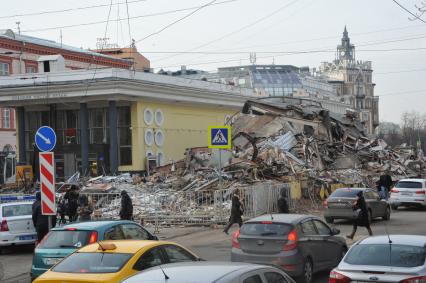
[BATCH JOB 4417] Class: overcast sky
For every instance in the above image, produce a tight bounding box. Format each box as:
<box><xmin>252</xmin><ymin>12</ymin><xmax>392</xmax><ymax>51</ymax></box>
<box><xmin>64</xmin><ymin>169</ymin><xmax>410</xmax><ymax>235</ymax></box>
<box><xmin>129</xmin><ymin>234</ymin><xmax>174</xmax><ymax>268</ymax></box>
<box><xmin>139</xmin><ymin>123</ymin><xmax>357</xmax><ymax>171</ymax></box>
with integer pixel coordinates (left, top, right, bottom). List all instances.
<box><xmin>1</xmin><ymin>0</ymin><xmax>425</xmax><ymax>124</ymax></box>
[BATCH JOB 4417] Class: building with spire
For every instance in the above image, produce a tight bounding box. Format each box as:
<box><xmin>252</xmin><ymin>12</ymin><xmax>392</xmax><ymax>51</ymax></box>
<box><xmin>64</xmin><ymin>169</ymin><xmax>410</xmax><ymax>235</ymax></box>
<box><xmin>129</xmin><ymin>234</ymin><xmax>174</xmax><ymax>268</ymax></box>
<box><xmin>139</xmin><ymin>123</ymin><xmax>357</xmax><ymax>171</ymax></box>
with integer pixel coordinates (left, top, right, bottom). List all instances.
<box><xmin>318</xmin><ymin>26</ymin><xmax>379</xmax><ymax>134</ymax></box>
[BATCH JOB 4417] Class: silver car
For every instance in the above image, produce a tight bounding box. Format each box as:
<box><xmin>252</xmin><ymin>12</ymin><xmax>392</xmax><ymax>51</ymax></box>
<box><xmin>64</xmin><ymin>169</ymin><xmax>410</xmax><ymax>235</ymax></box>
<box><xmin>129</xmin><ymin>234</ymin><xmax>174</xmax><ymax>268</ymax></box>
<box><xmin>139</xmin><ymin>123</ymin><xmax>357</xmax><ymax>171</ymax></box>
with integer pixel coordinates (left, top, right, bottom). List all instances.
<box><xmin>122</xmin><ymin>261</ymin><xmax>296</xmax><ymax>283</ymax></box>
<box><xmin>324</xmin><ymin>187</ymin><xmax>391</xmax><ymax>224</ymax></box>
<box><xmin>330</xmin><ymin>235</ymin><xmax>426</xmax><ymax>283</ymax></box>
<box><xmin>0</xmin><ymin>201</ymin><xmax>37</xmax><ymax>247</ymax></box>
<box><xmin>231</xmin><ymin>214</ymin><xmax>347</xmax><ymax>283</ymax></box>
<box><xmin>390</xmin><ymin>179</ymin><xmax>426</xmax><ymax>210</ymax></box>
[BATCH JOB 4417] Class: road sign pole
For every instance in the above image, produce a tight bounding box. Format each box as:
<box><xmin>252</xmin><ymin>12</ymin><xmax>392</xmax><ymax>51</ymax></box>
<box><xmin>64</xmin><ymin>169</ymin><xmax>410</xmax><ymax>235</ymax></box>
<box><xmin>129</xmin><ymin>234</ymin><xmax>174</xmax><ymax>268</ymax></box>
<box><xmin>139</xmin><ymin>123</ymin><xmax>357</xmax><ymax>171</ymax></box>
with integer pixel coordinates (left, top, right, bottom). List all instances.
<box><xmin>48</xmin><ymin>216</ymin><xmax>52</xmax><ymax>231</ymax></box>
<box><xmin>218</xmin><ymin>149</ymin><xmax>222</xmax><ymax>189</ymax></box>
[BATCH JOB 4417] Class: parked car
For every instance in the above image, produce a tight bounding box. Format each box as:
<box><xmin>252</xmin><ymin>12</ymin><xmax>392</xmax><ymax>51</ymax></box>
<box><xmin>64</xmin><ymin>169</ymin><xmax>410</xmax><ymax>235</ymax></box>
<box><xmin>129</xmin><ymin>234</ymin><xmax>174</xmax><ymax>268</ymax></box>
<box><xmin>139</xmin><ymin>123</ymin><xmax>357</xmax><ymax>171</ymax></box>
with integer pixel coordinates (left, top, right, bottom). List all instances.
<box><xmin>390</xmin><ymin>179</ymin><xmax>426</xmax><ymax>210</ymax></box>
<box><xmin>323</xmin><ymin>187</ymin><xmax>390</xmax><ymax>224</ymax></box>
<box><xmin>34</xmin><ymin>240</ymin><xmax>201</xmax><ymax>283</ymax></box>
<box><xmin>31</xmin><ymin>220</ymin><xmax>157</xmax><ymax>280</ymax></box>
<box><xmin>0</xmin><ymin>201</ymin><xmax>36</xmax><ymax>248</ymax></box>
<box><xmin>122</xmin><ymin>261</ymin><xmax>296</xmax><ymax>283</ymax></box>
<box><xmin>231</xmin><ymin>214</ymin><xmax>347</xmax><ymax>283</ymax></box>
<box><xmin>329</xmin><ymin>235</ymin><xmax>426</xmax><ymax>283</ymax></box>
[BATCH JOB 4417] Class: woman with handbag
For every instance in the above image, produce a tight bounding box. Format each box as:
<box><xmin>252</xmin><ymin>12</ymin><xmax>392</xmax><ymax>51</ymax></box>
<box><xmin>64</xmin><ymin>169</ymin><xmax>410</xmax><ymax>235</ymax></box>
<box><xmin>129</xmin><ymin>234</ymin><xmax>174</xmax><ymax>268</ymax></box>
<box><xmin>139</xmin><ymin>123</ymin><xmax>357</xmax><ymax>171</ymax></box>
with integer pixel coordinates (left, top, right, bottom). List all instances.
<box><xmin>347</xmin><ymin>191</ymin><xmax>373</xmax><ymax>239</ymax></box>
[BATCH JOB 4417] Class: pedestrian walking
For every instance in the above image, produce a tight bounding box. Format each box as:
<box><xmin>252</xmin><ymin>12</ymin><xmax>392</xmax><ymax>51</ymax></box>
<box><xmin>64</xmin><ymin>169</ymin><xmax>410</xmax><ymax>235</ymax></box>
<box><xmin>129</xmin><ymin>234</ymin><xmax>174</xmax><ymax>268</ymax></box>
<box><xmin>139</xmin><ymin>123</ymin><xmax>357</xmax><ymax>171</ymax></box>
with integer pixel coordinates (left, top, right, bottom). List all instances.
<box><xmin>77</xmin><ymin>194</ymin><xmax>93</xmax><ymax>221</ymax></box>
<box><xmin>346</xmin><ymin>191</ymin><xmax>373</xmax><ymax>240</ymax></box>
<box><xmin>378</xmin><ymin>171</ymin><xmax>393</xmax><ymax>200</ymax></box>
<box><xmin>223</xmin><ymin>190</ymin><xmax>243</xmax><ymax>235</ymax></box>
<box><xmin>277</xmin><ymin>189</ymin><xmax>289</xmax><ymax>213</ymax></box>
<box><xmin>119</xmin><ymin>190</ymin><xmax>133</xmax><ymax>220</ymax></box>
<box><xmin>32</xmin><ymin>192</ymin><xmax>56</xmax><ymax>241</ymax></box>
<box><xmin>65</xmin><ymin>185</ymin><xmax>79</xmax><ymax>222</ymax></box>
<box><xmin>57</xmin><ymin>195</ymin><xmax>67</xmax><ymax>225</ymax></box>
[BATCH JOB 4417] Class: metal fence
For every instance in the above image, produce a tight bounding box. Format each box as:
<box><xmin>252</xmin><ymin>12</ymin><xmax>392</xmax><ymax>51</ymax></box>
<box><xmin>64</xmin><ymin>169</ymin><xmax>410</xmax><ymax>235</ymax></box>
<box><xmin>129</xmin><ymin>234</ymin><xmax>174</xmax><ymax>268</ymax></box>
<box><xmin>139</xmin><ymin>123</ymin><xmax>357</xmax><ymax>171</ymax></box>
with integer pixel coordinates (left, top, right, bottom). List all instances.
<box><xmin>80</xmin><ymin>183</ymin><xmax>291</xmax><ymax>227</ymax></box>
<box><xmin>0</xmin><ymin>194</ymin><xmax>35</xmax><ymax>203</ymax></box>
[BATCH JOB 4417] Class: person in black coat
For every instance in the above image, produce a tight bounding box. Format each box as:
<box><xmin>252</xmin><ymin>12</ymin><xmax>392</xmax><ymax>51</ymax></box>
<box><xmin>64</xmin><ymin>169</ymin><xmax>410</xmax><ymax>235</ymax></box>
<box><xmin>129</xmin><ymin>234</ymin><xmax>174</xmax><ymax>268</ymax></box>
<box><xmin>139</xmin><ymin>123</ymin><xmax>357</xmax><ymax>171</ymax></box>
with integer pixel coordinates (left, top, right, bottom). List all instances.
<box><xmin>223</xmin><ymin>190</ymin><xmax>243</xmax><ymax>235</ymax></box>
<box><xmin>32</xmin><ymin>192</ymin><xmax>56</xmax><ymax>241</ymax></box>
<box><xmin>277</xmin><ymin>189</ymin><xmax>289</xmax><ymax>213</ymax></box>
<box><xmin>65</xmin><ymin>186</ymin><xmax>79</xmax><ymax>222</ymax></box>
<box><xmin>346</xmin><ymin>191</ymin><xmax>373</xmax><ymax>239</ymax></box>
<box><xmin>119</xmin><ymin>190</ymin><xmax>133</xmax><ymax>220</ymax></box>
<box><xmin>378</xmin><ymin>172</ymin><xmax>393</xmax><ymax>200</ymax></box>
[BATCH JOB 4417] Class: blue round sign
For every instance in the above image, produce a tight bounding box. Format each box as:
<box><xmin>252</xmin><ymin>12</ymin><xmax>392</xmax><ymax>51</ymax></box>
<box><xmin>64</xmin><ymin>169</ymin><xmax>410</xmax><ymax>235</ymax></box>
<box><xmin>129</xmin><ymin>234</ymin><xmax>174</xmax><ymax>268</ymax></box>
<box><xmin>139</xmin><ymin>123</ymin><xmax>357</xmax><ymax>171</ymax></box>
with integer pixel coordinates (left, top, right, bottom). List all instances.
<box><xmin>35</xmin><ymin>126</ymin><xmax>56</xmax><ymax>152</ymax></box>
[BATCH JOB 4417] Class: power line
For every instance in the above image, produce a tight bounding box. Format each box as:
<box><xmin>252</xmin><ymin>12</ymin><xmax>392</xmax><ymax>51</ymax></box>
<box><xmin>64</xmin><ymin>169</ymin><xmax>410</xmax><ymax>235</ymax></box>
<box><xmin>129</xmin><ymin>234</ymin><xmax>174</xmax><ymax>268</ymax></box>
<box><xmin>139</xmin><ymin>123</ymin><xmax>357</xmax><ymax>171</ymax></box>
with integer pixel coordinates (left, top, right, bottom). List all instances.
<box><xmin>375</xmin><ymin>67</ymin><xmax>426</xmax><ymax>75</ymax></box>
<box><xmin>134</xmin><ymin>0</ymin><xmax>218</xmax><ymax>44</ymax></box>
<box><xmin>378</xmin><ymin>89</ymin><xmax>426</xmax><ymax>97</ymax></box>
<box><xmin>391</xmin><ymin>0</ymin><xmax>426</xmax><ymax>24</ymax></box>
<box><xmin>153</xmin><ymin>0</ymin><xmax>302</xmax><ymax>63</ymax></box>
<box><xmin>21</xmin><ymin>0</ymin><xmax>237</xmax><ymax>33</ymax></box>
<box><xmin>0</xmin><ymin>0</ymin><xmax>148</xmax><ymax>19</ymax></box>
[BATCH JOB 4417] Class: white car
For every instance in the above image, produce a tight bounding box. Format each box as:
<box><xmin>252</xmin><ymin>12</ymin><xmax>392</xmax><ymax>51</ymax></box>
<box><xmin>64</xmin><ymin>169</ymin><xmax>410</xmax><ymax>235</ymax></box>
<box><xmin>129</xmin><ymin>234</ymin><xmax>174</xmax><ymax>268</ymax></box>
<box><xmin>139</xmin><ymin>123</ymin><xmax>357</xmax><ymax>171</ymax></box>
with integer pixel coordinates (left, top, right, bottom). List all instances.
<box><xmin>0</xmin><ymin>201</ymin><xmax>37</xmax><ymax>247</ymax></box>
<box><xmin>390</xmin><ymin>179</ymin><xmax>426</xmax><ymax>210</ymax></box>
<box><xmin>329</xmin><ymin>235</ymin><xmax>426</xmax><ymax>283</ymax></box>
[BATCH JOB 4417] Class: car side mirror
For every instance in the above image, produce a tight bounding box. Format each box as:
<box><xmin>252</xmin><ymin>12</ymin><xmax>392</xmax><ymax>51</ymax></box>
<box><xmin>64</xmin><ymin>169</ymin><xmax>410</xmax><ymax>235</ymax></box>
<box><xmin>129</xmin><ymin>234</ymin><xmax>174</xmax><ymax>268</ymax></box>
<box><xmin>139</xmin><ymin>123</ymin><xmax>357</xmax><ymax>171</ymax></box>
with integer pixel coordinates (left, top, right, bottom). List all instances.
<box><xmin>331</xmin><ymin>227</ymin><xmax>340</xmax><ymax>235</ymax></box>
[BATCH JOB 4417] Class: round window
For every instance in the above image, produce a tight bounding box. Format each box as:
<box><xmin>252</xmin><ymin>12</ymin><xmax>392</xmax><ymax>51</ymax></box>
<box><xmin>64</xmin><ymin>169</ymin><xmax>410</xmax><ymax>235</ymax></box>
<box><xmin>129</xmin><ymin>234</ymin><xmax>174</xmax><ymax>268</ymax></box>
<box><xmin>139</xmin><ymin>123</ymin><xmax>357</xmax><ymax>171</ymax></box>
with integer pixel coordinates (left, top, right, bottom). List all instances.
<box><xmin>155</xmin><ymin>130</ymin><xmax>164</xmax><ymax>147</ymax></box>
<box><xmin>155</xmin><ymin>109</ymin><xmax>164</xmax><ymax>126</ymax></box>
<box><xmin>145</xmin><ymin>129</ymin><xmax>154</xmax><ymax>146</ymax></box>
<box><xmin>144</xmin><ymin>108</ymin><xmax>154</xmax><ymax>125</ymax></box>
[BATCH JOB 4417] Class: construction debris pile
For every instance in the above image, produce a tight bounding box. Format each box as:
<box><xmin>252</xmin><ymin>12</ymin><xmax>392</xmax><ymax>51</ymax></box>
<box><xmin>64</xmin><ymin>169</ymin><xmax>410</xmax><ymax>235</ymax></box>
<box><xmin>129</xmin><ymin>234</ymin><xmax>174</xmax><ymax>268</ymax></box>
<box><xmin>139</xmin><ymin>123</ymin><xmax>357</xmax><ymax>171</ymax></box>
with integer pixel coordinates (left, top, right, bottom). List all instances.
<box><xmin>231</xmin><ymin>99</ymin><xmax>425</xmax><ymax>187</ymax></box>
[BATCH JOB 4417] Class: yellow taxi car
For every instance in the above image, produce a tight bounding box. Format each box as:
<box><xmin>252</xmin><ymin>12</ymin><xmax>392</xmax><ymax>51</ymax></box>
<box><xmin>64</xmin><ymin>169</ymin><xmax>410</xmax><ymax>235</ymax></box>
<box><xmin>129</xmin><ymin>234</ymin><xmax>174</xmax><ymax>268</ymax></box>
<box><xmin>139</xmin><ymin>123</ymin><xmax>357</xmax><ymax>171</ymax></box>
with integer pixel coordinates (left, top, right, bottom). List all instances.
<box><xmin>34</xmin><ymin>240</ymin><xmax>201</xmax><ymax>283</ymax></box>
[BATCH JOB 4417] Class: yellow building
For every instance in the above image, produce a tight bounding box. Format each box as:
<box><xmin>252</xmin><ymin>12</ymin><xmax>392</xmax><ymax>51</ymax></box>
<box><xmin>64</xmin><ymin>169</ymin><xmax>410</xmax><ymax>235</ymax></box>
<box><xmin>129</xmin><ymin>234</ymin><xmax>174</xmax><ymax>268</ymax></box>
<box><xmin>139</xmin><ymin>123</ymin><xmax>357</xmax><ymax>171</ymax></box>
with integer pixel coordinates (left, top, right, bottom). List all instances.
<box><xmin>0</xmin><ymin>68</ymin><xmax>256</xmax><ymax>179</ymax></box>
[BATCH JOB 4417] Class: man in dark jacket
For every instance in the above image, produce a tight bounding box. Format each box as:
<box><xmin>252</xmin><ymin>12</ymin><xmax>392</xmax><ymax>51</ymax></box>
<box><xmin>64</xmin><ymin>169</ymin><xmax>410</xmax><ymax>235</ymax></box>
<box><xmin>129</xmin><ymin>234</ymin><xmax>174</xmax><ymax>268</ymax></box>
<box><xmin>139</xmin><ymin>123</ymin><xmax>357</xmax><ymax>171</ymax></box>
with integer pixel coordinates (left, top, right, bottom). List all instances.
<box><xmin>32</xmin><ymin>192</ymin><xmax>56</xmax><ymax>241</ymax></box>
<box><xmin>223</xmin><ymin>190</ymin><xmax>243</xmax><ymax>235</ymax></box>
<box><xmin>277</xmin><ymin>189</ymin><xmax>289</xmax><ymax>213</ymax></box>
<box><xmin>379</xmin><ymin>171</ymin><xmax>393</xmax><ymax>200</ymax></box>
<box><xmin>119</xmin><ymin>190</ymin><xmax>133</xmax><ymax>220</ymax></box>
<box><xmin>65</xmin><ymin>186</ymin><xmax>79</xmax><ymax>222</ymax></box>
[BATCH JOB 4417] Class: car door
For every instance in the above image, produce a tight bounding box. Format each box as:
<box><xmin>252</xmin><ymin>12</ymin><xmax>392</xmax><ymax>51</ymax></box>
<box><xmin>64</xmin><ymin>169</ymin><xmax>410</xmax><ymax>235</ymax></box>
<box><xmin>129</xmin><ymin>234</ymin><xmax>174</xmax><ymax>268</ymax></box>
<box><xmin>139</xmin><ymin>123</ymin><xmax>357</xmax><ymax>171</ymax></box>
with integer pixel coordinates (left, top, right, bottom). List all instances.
<box><xmin>312</xmin><ymin>219</ymin><xmax>342</xmax><ymax>268</ymax></box>
<box><xmin>363</xmin><ymin>190</ymin><xmax>378</xmax><ymax>218</ymax></box>
<box><xmin>161</xmin><ymin>244</ymin><xmax>198</xmax><ymax>264</ymax></box>
<box><xmin>370</xmin><ymin>190</ymin><xmax>387</xmax><ymax>216</ymax></box>
<box><xmin>298</xmin><ymin>219</ymin><xmax>323</xmax><ymax>271</ymax></box>
<box><xmin>132</xmin><ymin>246</ymin><xmax>167</xmax><ymax>272</ymax></box>
<box><xmin>103</xmin><ymin>224</ymin><xmax>125</xmax><ymax>240</ymax></box>
<box><xmin>120</xmin><ymin>223</ymin><xmax>152</xmax><ymax>240</ymax></box>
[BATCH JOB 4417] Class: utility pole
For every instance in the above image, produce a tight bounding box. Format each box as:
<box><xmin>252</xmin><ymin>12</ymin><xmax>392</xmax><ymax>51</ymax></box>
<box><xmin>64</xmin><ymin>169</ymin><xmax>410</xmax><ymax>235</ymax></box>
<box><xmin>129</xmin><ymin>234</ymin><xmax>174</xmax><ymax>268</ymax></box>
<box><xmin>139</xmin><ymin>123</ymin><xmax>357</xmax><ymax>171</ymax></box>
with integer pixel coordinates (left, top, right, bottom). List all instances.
<box><xmin>16</xmin><ymin>21</ymin><xmax>21</xmax><ymax>34</ymax></box>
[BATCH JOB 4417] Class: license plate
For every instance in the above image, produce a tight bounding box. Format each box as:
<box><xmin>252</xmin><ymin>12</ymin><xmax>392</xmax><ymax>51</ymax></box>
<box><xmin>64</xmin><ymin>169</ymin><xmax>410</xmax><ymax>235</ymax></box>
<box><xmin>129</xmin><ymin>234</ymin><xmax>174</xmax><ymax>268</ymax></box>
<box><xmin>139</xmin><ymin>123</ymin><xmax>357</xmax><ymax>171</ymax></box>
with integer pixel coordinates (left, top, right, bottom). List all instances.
<box><xmin>19</xmin><ymin>235</ymin><xmax>36</xmax><ymax>241</ymax></box>
<box><xmin>401</xmin><ymin>192</ymin><xmax>412</xmax><ymax>196</ymax></box>
<box><xmin>43</xmin><ymin>258</ymin><xmax>62</xmax><ymax>265</ymax></box>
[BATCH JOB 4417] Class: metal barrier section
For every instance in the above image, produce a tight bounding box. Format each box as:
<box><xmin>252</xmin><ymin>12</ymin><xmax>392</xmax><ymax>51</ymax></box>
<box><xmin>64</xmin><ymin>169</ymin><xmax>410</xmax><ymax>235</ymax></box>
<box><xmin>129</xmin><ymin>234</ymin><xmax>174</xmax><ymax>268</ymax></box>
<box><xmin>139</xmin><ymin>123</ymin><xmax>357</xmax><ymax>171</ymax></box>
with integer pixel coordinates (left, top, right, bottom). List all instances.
<box><xmin>82</xmin><ymin>182</ymin><xmax>291</xmax><ymax>227</ymax></box>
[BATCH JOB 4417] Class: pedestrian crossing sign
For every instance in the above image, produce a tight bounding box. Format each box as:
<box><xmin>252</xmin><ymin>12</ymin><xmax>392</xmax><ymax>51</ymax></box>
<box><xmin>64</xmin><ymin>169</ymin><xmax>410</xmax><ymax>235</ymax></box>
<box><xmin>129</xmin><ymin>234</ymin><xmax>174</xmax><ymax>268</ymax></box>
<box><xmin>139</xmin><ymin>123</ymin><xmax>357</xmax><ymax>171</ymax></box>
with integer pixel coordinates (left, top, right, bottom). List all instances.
<box><xmin>208</xmin><ymin>126</ymin><xmax>231</xmax><ymax>149</ymax></box>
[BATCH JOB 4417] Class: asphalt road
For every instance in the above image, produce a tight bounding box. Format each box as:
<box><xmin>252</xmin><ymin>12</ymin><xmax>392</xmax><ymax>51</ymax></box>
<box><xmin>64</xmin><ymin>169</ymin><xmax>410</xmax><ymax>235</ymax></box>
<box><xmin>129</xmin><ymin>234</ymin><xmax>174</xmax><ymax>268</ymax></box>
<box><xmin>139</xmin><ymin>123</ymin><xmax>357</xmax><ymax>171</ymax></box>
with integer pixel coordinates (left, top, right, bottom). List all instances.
<box><xmin>1</xmin><ymin>207</ymin><xmax>425</xmax><ymax>283</ymax></box>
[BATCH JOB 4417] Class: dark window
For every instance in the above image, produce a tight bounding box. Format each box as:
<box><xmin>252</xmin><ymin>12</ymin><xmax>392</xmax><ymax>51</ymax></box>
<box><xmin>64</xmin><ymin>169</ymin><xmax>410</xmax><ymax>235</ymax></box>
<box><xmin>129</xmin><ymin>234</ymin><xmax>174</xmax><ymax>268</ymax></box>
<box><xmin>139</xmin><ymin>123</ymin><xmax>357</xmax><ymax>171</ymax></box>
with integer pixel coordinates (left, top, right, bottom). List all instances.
<box><xmin>301</xmin><ymin>221</ymin><xmax>317</xmax><ymax>235</ymax></box>
<box><xmin>240</xmin><ymin>222</ymin><xmax>292</xmax><ymax>236</ymax></box>
<box><xmin>264</xmin><ymin>272</ymin><xmax>289</xmax><ymax>283</ymax></box>
<box><xmin>2</xmin><ymin>204</ymin><xmax>32</xmax><ymax>217</ymax></box>
<box><xmin>243</xmin><ymin>275</ymin><xmax>263</xmax><ymax>283</ymax></box>
<box><xmin>330</xmin><ymin>189</ymin><xmax>361</xmax><ymax>198</ymax></box>
<box><xmin>118</xmin><ymin>106</ymin><xmax>132</xmax><ymax>166</ymax></box>
<box><xmin>5</xmin><ymin>157</ymin><xmax>12</xmax><ymax>178</ymax></box>
<box><xmin>395</xmin><ymin>181</ymin><xmax>423</xmax><ymax>189</ymax></box>
<box><xmin>344</xmin><ymin>244</ymin><xmax>425</xmax><ymax>267</ymax></box>
<box><xmin>53</xmin><ymin>252</ymin><xmax>132</xmax><ymax>273</ymax></box>
<box><xmin>43</xmin><ymin>61</ymin><xmax>50</xmax><ymax>72</ymax></box>
<box><xmin>121</xmin><ymin>224</ymin><xmax>150</xmax><ymax>240</ymax></box>
<box><xmin>163</xmin><ymin>245</ymin><xmax>196</xmax><ymax>263</ymax></box>
<box><xmin>38</xmin><ymin>230</ymin><xmax>92</xmax><ymax>249</ymax></box>
<box><xmin>313</xmin><ymin>220</ymin><xmax>331</xmax><ymax>235</ymax></box>
<box><xmin>104</xmin><ymin>225</ymin><xmax>125</xmax><ymax>240</ymax></box>
<box><xmin>133</xmin><ymin>247</ymin><xmax>164</xmax><ymax>271</ymax></box>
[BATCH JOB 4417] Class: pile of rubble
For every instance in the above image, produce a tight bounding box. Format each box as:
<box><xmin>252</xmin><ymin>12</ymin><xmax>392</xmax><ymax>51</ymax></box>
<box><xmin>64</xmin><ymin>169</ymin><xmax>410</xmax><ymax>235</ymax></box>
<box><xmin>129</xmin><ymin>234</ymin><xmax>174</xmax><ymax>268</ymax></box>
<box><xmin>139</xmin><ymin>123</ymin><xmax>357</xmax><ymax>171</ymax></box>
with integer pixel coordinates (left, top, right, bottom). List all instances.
<box><xmin>231</xmin><ymin>99</ymin><xmax>425</xmax><ymax>187</ymax></box>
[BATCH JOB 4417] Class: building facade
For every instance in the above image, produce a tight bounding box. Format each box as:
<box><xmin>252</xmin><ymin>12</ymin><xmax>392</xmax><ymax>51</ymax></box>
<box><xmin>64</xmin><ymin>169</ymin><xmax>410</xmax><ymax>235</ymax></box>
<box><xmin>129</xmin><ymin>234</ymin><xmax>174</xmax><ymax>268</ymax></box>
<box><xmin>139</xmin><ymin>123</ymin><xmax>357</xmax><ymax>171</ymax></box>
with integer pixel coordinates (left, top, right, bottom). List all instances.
<box><xmin>0</xmin><ymin>29</ymin><xmax>133</xmax><ymax>156</ymax></box>
<box><xmin>0</xmin><ymin>68</ymin><xmax>255</xmax><ymax>180</ymax></box>
<box><xmin>318</xmin><ymin>27</ymin><xmax>379</xmax><ymax>134</ymax></box>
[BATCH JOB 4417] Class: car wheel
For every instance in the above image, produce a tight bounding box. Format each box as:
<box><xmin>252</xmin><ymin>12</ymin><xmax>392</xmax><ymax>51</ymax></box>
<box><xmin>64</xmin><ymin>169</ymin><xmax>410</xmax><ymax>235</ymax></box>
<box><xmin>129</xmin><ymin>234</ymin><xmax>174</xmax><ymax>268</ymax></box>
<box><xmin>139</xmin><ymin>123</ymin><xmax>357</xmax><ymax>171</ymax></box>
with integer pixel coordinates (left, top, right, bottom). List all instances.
<box><xmin>297</xmin><ymin>258</ymin><xmax>313</xmax><ymax>283</ymax></box>
<box><xmin>383</xmin><ymin>206</ymin><xmax>390</xmax><ymax>220</ymax></box>
<box><xmin>325</xmin><ymin>217</ymin><xmax>334</xmax><ymax>224</ymax></box>
<box><xmin>391</xmin><ymin>204</ymin><xmax>398</xmax><ymax>210</ymax></box>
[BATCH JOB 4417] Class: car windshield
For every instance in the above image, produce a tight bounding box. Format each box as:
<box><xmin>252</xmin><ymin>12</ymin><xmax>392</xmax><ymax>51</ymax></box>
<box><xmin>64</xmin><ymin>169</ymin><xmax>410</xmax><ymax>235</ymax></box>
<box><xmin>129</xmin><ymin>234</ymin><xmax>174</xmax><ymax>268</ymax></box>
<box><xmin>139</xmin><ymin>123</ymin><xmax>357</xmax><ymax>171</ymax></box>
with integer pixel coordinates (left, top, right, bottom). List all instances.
<box><xmin>344</xmin><ymin>244</ymin><xmax>426</xmax><ymax>267</ymax></box>
<box><xmin>52</xmin><ymin>252</ymin><xmax>132</xmax><ymax>273</ymax></box>
<box><xmin>240</xmin><ymin>222</ymin><xmax>292</xmax><ymax>236</ymax></box>
<box><xmin>2</xmin><ymin>204</ymin><xmax>32</xmax><ymax>217</ymax></box>
<box><xmin>330</xmin><ymin>189</ymin><xmax>361</xmax><ymax>198</ymax></box>
<box><xmin>38</xmin><ymin>230</ymin><xmax>91</xmax><ymax>249</ymax></box>
<box><xmin>395</xmin><ymin>181</ymin><xmax>423</xmax><ymax>189</ymax></box>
